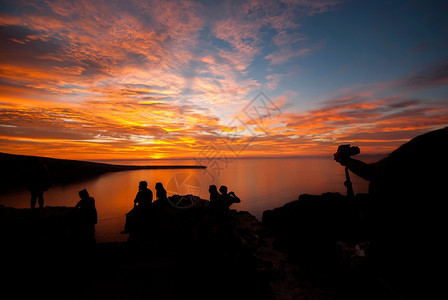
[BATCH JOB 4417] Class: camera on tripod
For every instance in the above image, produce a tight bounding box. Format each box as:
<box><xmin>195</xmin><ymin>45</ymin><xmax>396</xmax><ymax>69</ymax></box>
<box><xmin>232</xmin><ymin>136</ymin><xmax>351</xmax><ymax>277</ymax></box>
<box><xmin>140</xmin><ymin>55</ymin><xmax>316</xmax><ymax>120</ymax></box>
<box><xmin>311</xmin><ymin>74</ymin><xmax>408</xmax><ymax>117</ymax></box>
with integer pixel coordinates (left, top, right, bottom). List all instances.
<box><xmin>334</xmin><ymin>144</ymin><xmax>360</xmax><ymax>163</ymax></box>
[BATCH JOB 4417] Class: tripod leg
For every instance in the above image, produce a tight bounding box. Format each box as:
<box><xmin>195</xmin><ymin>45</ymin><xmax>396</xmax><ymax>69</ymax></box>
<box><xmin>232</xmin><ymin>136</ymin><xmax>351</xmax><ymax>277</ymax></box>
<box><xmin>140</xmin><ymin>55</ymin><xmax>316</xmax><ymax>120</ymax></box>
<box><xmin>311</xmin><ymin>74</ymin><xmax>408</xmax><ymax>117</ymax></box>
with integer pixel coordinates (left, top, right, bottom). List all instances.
<box><xmin>345</xmin><ymin>167</ymin><xmax>355</xmax><ymax>198</ymax></box>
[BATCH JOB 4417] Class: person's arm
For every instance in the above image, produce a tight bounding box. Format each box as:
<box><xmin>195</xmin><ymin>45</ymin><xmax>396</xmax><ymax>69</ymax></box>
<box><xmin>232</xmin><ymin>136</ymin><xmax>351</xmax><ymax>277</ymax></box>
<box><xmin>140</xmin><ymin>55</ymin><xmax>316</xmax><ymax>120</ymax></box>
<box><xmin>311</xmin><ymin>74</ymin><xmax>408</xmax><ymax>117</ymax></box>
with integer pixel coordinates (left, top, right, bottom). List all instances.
<box><xmin>134</xmin><ymin>192</ymin><xmax>140</xmax><ymax>206</ymax></box>
<box><xmin>338</xmin><ymin>157</ymin><xmax>375</xmax><ymax>181</ymax></box>
<box><xmin>229</xmin><ymin>192</ymin><xmax>241</xmax><ymax>204</ymax></box>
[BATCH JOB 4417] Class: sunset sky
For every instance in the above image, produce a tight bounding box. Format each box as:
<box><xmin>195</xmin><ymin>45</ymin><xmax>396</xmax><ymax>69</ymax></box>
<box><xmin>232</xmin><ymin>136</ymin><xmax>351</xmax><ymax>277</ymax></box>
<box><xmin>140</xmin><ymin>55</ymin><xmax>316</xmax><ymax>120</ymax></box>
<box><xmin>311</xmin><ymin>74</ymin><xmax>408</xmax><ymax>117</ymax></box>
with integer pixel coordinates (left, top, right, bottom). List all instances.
<box><xmin>1</xmin><ymin>0</ymin><xmax>447</xmax><ymax>160</ymax></box>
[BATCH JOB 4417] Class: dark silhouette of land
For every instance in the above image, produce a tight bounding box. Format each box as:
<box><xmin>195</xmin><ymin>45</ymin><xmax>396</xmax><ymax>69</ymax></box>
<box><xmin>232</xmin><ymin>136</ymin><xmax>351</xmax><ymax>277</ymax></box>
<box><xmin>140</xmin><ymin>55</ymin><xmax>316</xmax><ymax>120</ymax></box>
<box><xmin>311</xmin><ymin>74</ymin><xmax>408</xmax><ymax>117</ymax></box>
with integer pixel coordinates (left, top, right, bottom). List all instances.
<box><xmin>0</xmin><ymin>152</ymin><xmax>205</xmax><ymax>192</ymax></box>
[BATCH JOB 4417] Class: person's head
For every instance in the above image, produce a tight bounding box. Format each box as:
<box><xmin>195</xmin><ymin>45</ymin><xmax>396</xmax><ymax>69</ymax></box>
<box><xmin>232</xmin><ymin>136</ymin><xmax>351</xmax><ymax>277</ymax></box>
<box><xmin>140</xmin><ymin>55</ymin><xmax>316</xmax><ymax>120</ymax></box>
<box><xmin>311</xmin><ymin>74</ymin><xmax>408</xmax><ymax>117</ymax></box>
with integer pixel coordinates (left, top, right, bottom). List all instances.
<box><xmin>139</xmin><ymin>181</ymin><xmax>148</xmax><ymax>190</ymax></box>
<box><xmin>79</xmin><ymin>189</ymin><xmax>89</xmax><ymax>199</ymax></box>
<box><xmin>155</xmin><ymin>182</ymin><xmax>164</xmax><ymax>190</ymax></box>
<box><xmin>219</xmin><ymin>185</ymin><xmax>228</xmax><ymax>195</ymax></box>
<box><xmin>209</xmin><ymin>185</ymin><xmax>217</xmax><ymax>194</ymax></box>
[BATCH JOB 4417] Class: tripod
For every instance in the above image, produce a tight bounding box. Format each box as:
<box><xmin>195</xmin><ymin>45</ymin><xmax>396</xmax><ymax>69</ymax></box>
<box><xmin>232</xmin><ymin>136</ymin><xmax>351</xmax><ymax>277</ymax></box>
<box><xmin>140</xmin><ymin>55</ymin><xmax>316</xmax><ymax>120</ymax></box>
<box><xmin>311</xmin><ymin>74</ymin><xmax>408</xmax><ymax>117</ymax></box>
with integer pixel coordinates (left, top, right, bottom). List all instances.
<box><xmin>344</xmin><ymin>167</ymin><xmax>355</xmax><ymax>198</ymax></box>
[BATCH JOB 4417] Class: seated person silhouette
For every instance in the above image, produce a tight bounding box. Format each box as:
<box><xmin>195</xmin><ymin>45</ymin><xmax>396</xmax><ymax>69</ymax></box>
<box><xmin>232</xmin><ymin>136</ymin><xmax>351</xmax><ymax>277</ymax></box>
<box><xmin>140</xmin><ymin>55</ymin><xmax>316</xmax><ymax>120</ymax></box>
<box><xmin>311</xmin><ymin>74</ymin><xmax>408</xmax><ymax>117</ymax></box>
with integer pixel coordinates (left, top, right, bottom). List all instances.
<box><xmin>133</xmin><ymin>180</ymin><xmax>153</xmax><ymax>210</ymax></box>
<box><xmin>219</xmin><ymin>186</ymin><xmax>241</xmax><ymax>210</ymax></box>
<box><xmin>334</xmin><ymin>127</ymin><xmax>448</xmax><ymax>298</ymax></box>
<box><xmin>208</xmin><ymin>185</ymin><xmax>224</xmax><ymax>215</ymax></box>
<box><xmin>200</xmin><ymin>185</ymin><xmax>240</xmax><ymax>245</ymax></box>
<box><xmin>75</xmin><ymin>189</ymin><xmax>97</xmax><ymax>244</ymax></box>
<box><xmin>121</xmin><ymin>181</ymin><xmax>153</xmax><ymax>234</ymax></box>
<box><xmin>154</xmin><ymin>182</ymin><xmax>168</xmax><ymax>208</ymax></box>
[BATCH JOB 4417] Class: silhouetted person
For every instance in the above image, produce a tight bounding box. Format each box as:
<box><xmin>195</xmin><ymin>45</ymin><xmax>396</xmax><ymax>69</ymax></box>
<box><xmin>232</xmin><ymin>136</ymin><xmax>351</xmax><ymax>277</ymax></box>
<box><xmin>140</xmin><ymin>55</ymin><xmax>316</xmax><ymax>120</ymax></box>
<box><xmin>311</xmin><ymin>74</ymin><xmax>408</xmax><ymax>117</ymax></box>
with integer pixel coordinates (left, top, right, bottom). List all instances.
<box><xmin>209</xmin><ymin>184</ymin><xmax>219</xmax><ymax>202</ymax></box>
<box><xmin>219</xmin><ymin>186</ymin><xmax>241</xmax><ymax>210</ymax></box>
<box><xmin>133</xmin><ymin>181</ymin><xmax>153</xmax><ymax>211</ymax></box>
<box><xmin>197</xmin><ymin>185</ymin><xmax>239</xmax><ymax>251</ymax></box>
<box><xmin>334</xmin><ymin>127</ymin><xmax>448</xmax><ymax>298</ymax></box>
<box><xmin>208</xmin><ymin>184</ymin><xmax>225</xmax><ymax>215</ymax></box>
<box><xmin>75</xmin><ymin>189</ymin><xmax>97</xmax><ymax>244</ymax></box>
<box><xmin>25</xmin><ymin>157</ymin><xmax>51</xmax><ymax>208</ymax></box>
<box><xmin>121</xmin><ymin>181</ymin><xmax>153</xmax><ymax>234</ymax></box>
<box><xmin>155</xmin><ymin>182</ymin><xmax>168</xmax><ymax>207</ymax></box>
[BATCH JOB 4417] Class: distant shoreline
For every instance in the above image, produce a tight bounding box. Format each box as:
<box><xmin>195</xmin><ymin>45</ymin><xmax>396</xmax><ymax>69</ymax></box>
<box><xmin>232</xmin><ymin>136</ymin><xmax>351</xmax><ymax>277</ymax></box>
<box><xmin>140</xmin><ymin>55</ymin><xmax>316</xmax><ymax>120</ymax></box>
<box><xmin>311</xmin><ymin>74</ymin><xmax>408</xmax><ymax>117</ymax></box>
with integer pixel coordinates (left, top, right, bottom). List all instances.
<box><xmin>0</xmin><ymin>152</ymin><xmax>206</xmax><ymax>169</ymax></box>
<box><xmin>0</xmin><ymin>152</ymin><xmax>205</xmax><ymax>192</ymax></box>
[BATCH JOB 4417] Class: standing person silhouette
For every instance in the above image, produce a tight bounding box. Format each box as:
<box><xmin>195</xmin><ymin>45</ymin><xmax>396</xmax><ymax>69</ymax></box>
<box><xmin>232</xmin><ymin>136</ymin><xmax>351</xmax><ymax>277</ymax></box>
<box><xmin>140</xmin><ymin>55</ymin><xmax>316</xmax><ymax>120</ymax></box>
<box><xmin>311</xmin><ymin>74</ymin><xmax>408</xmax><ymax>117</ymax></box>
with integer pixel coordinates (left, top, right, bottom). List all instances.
<box><xmin>25</xmin><ymin>157</ymin><xmax>51</xmax><ymax>209</ymax></box>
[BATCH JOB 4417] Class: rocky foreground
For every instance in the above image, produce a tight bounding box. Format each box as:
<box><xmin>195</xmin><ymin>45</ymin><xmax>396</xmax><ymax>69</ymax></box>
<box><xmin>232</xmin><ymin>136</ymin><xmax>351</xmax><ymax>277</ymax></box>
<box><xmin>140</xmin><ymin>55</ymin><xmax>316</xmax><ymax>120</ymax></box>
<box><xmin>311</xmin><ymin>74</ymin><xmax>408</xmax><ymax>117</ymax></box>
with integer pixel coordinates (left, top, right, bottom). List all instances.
<box><xmin>1</xmin><ymin>193</ymin><xmax>396</xmax><ymax>300</ymax></box>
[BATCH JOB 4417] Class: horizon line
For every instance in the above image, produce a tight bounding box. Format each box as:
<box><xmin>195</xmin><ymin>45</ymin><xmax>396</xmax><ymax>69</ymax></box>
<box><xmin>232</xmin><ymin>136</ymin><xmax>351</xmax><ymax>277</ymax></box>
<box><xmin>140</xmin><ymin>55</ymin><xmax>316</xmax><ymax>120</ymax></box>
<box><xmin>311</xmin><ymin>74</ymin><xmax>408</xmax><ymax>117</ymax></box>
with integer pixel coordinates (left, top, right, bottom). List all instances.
<box><xmin>90</xmin><ymin>153</ymin><xmax>388</xmax><ymax>162</ymax></box>
<box><xmin>0</xmin><ymin>151</ymin><xmax>389</xmax><ymax>164</ymax></box>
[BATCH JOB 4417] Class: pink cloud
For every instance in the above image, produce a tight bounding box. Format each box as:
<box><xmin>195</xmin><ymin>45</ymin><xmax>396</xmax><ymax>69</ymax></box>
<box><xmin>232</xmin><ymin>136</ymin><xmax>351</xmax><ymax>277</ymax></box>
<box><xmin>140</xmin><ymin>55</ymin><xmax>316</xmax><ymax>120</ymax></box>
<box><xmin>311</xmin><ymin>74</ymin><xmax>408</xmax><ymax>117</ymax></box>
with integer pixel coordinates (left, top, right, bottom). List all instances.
<box><xmin>265</xmin><ymin>47</ymin><xmax>310</xmax><ymax>65</ymax></box>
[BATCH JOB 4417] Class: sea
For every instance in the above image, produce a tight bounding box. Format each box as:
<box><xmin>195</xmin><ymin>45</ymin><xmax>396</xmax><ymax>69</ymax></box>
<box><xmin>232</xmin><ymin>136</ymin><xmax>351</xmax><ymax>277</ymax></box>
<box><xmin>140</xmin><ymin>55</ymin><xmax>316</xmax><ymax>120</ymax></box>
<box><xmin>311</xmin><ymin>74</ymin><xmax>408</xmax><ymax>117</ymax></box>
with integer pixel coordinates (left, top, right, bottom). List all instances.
<box><xmin>0</xmin><ymin>156</ymin><xmax>381</xmax><ymax>243</ymax></box>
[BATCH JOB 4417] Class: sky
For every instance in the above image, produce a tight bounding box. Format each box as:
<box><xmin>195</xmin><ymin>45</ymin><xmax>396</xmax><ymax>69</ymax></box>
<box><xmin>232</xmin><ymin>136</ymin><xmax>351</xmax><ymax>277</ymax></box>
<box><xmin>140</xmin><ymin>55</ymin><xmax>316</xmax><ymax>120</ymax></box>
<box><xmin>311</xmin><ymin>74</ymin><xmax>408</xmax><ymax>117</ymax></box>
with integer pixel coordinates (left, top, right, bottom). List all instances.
<box><xmin>0</xmin><ymin>0</ymin><xmax>447</xmax><ymax>161</ymax></box>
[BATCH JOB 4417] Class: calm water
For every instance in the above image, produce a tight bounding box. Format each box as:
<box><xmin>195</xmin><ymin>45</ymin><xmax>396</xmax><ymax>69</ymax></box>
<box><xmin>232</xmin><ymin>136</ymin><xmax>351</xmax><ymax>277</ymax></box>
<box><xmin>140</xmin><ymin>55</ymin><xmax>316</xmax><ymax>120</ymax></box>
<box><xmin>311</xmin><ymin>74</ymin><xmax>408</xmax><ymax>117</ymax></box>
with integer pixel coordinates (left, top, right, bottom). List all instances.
<box><xmin>0</xmin><ymin>157</ymin><xmax>377</xmax><ymax>243</ymax></box>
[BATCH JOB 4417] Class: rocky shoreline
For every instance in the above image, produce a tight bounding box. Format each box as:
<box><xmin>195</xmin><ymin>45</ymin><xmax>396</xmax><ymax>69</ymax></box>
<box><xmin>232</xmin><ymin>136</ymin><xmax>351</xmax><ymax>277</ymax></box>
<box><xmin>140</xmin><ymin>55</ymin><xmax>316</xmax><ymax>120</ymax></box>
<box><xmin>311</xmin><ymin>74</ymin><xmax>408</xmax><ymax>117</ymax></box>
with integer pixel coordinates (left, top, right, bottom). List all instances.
<box><xmin>0</xmin><ymin>192</ymin><xmax>391</xmax><ymax>300</ymax></box>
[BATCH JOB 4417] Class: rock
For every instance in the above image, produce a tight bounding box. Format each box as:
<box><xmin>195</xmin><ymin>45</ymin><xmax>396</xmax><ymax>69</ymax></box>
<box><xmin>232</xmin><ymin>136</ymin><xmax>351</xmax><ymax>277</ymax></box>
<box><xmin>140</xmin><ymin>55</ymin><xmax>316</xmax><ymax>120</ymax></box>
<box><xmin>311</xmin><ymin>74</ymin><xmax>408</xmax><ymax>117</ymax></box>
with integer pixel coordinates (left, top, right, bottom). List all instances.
<box><xmin>0</xmin><ymin>205</ymin><xmax>99</xmax><ymax>298</ymax></box>
<box><xmin>262</xmin><ymin>193</ymin><xmax>394</xmax><ymax>299</ymax></box>
<box><xmin>121</xmin><ymin>197</ymin><xmax>337</xmax><ymax>299</ymax></box>
<box><xmin>262</xmin><ymin>192</ymin><xmax>370</xmax><ymax>253</ymax></box>
<box><xmin>0</xmin><ymin>205</ymin><xmax>94</xmax><ymax>248</ymax></box>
